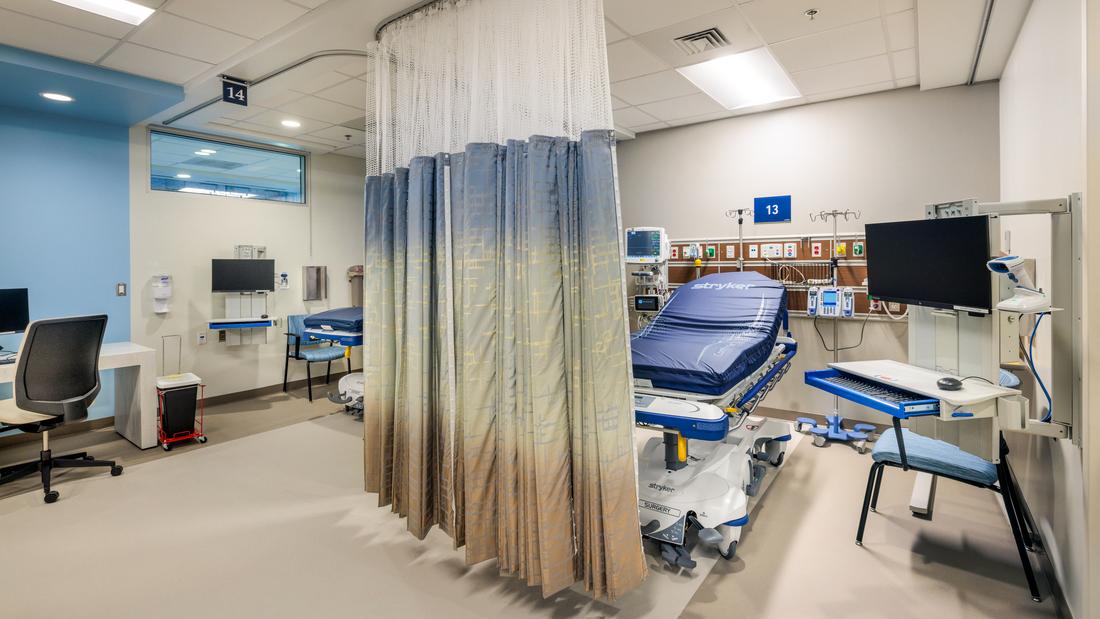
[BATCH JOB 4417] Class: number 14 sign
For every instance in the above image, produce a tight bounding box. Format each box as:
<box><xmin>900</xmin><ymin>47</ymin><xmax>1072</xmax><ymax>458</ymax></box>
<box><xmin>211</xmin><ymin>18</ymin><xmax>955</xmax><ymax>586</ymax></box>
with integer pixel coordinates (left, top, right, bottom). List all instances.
<box><xmin>222</xmin><ymin>77</ymin><xmax>248</xmax><ymax>107</ymax></box>
<box><xmin>753</xmin><ymin>195</ymin><xmax>791</xmax><ymax>223</ymax></box>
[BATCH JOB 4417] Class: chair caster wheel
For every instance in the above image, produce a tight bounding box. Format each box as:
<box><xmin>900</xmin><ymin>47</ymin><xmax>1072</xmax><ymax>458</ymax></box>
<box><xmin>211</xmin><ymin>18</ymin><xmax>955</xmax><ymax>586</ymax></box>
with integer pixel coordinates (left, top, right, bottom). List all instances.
<box><xmin>44</xmin><ymin>491</ymin><xmax>59</xmax><ymax>504</ymax></box>
<box><xmin>855</xmin><ymin>541</ymin><xmax>863</xmax><ymax>546</ymax></box>
<box><xmin>770</xmin><ymin>451</ymin><xmax>785</xmax><ymax>467</ymax></box>
<box><xmin>111</xmin><ymin>465</ymin><xmax>123</xmax><ymax>477</ymax></box>
<box><xmin>718</xmin><ymin>540</ymin><xmax>737</xmax><ymax>560</ymax></box>
<box><xmin>196</xmin><ymin>436</ymin><xmax>208</xmax><ymax>444</ymax></box>
<box><xmin>162</xmin><ymin>443</ymin><xmax>171</xmax><ymax>451</ymax></box>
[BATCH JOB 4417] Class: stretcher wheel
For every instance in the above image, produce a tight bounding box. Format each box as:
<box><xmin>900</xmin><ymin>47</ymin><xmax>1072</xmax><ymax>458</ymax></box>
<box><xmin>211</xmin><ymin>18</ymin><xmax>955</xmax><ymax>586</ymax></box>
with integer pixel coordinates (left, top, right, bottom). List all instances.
<box><xmin>111</xmin><ymin>465</ymin><xmax>123</xmax><ymax>476</ymax></box>
<box><xmin>812</xmin><ymin>435</ymin><xmax>826</xmax><ymax>447</ymax></box>
<box><xmin>44</xmin><ymin>491</ymin><xmax>59</xmax><ymax>504</ymax></box>
<box><xmin>771</xmin><ymin>451</ymin><xmax>785</xmax><ymax>467</ymax></box>
<box><xmin>162</xmin><ymin>443</ymin><xmax>172</xmax><ymax>452</ymax></box>
<box><xmin>719</xmin><ymin>540</ymin><xmax>737</xmax><ymax>560</ymax></box>
<box><xmin>196</xmin><ymin>436</ymin><xmax>208</xmax><ymax>444</ymax></box>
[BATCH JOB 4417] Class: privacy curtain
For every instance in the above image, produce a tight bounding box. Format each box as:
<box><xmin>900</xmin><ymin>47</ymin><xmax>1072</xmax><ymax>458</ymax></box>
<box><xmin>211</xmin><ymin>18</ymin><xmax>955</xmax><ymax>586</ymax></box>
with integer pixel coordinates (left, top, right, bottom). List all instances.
<box><xmin>362</xmin><ymin>130</ymin><xmax>645</xmax><ymax>599</ymax></box>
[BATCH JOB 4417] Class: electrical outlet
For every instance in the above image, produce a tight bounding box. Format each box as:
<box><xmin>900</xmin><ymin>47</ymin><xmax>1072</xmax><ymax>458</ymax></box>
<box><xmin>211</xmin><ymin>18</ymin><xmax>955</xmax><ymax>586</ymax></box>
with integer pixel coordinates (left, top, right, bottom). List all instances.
<box><xmin>853</xmin><ymin>241</ymin><xmax>865</xmax><ymax>257</ymax></box>
<box><xmin>705</xmin><ymin>245</ymin><xmax>717</xmax><ymax>259</ymax></box>
<box><xmin>888</xmin><ymin>302</ymin><xmax>901</xmax><ymax>313</ymax></box>
<box><xmin>725</xmin><ymin>245</ymin><xmax>736</xmax><ymax>259</ymax></box>
<box><xmin>783</xmin><ymin>242</ymin><xmax>797</xmax><ymax>258</ymax></box>
<box><xmin>671</xmin><ymin>246</ymin><xmax>679</xmax><ymax>260</ymax></box>
<box><xmin>835</xmin><ymin>242</ymin><xmax>847</xmax><ymax>257</ymax></box>
<box><xmin>748</xmin><ymin>245</ymin><xmax>759</xmax><ymax>259</ymax></box>
<box><xmin>811</xmin><ymin>242</ymin><xmax>823</xmax><ymax>257</ymax></box>
<box><xmin>869</xmin><ymin>298</ymin><xmax>881</xmax><ymax>312</ymax></box>
<box><xmin>116</xmin><ymin>282</ymin><xmax>127</xmax><ymax>297</ymax></box>
<box><xmin>197</xmin><ymin>331</ymin><xmax>207</xmax><ymax>345</ymax></box>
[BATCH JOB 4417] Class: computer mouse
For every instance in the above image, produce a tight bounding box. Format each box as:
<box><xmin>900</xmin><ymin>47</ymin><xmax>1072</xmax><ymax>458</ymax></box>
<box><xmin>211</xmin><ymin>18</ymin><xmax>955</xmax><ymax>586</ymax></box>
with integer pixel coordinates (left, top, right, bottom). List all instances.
<box><xmin>937</xmin><ymin>377</ymin><xmax>963</xmax><ymax>391</ymax></box>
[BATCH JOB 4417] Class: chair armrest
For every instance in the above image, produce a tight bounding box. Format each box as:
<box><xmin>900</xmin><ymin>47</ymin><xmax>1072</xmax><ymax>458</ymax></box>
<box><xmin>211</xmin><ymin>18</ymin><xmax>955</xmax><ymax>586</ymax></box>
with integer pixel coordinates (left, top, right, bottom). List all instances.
<box><xmin>285</xmin><ymin>332</ymin><xmax>303</xmax><ymax>358</ymax></box>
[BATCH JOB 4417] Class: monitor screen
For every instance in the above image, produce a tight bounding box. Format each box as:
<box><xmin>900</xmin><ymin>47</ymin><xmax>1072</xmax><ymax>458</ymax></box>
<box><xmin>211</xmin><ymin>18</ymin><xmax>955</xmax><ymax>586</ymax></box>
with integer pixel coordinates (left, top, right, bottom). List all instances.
<box><xmin>626</xmin><ymin>229</ymin><xmax>662</xmax><ymax>258</ymax></box>
<box><xmin>0</xmin><ymin>288</ymin><xmax>29</xmax><ymax>335</ymax></box>
<box><xmin>866</xmin><ymin>216</ymin><xmax>992</xmax><ymax>312</ymax></box>
<box><xmin>821</xmin><ymin>290</ymin><xmax>837</xmax><ymax>305</ymax></box>
<box><xmin>212</xmin><ymin>259</ymin><xmax>275</xmax><ymax>293</ymax></box>
<box><xmin>634</xmin><ymin>295</ymin><xmax>659</xmax><ymax>312</ymax></box>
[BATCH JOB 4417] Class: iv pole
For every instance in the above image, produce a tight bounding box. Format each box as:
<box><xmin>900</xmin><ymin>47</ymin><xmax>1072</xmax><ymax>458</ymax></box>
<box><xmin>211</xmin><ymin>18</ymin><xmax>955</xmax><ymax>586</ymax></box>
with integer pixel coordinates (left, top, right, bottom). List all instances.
<box><xmin>724</xmin><ymin>208</ymin><xmax>752</xmax><ymax>271</ymax></box>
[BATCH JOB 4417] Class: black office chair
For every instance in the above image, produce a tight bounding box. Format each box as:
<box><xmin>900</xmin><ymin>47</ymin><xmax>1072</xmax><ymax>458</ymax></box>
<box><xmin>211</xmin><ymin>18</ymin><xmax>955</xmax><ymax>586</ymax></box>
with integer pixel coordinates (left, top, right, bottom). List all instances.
<box><xmin>0</xmin><ymin>316</ymin><xmax>123</xmax><ymax>503</ymax></box>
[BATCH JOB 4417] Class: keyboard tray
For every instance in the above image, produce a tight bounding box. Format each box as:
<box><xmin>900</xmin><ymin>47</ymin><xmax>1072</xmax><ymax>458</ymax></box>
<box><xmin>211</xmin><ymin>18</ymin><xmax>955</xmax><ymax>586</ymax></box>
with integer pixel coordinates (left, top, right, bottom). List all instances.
<box><xmin>805</xmin><ymin>368</ymin><xmax>940</xmax><ymax>419</ymax></box>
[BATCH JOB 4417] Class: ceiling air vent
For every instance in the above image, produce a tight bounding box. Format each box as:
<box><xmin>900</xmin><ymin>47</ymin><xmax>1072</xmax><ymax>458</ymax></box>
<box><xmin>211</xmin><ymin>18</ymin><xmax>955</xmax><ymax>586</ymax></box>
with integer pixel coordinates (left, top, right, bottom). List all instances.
<box><xmin>672</xmin><ymin>27</ymin><xmax>729</xmax><ymax>56</ymax></box>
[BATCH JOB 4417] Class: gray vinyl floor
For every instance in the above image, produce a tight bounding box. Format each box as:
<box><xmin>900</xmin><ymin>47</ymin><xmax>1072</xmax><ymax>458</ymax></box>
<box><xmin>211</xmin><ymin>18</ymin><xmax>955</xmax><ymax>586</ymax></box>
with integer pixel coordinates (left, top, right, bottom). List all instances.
<box><xmin>0</xmin><ymin>385</ymin><xmax>1062</xmax><ymax>618</ymax></box>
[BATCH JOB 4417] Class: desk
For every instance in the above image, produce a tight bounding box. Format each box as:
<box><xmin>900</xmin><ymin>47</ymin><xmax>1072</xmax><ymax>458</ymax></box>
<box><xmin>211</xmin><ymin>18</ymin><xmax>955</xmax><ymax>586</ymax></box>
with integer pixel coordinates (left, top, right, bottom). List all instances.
<box><xmin>0</xmin><ymin>342</ymin><xmax>157</xmax><ymax>449</ymax></box>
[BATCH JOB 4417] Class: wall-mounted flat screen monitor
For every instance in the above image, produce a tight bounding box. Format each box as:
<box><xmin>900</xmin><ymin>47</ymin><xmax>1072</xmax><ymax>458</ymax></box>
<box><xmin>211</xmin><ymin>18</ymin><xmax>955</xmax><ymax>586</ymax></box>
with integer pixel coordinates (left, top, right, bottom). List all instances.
<box><xmin>865</xmin><ymin>216</ymin><xmax>992</xmax><ymax>313</ymax></box>
<box><xmin>0</xmin><ymin>288</ymin><xmax>29</xmax><ymax>335</ymax></box>
<box><xmin>212</xmin><ymin>259</ymin><xmax>275</xmax><ymax>293</ymax></box>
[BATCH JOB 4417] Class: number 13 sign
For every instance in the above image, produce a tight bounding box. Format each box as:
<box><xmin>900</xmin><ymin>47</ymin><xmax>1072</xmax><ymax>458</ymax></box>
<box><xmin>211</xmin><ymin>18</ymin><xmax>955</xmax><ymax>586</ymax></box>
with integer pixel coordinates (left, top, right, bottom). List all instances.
<box><xmin>753</xmin><ymin>195</ymin><xmax>791</xmax><ymax>223</ymax></box>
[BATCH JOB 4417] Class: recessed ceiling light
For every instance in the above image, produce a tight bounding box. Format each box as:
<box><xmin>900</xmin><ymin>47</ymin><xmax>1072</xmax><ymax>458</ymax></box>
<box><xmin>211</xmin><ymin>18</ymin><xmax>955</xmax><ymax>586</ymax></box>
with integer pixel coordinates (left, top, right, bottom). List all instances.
<box><xmin>281</xmin><ymin>119</ymin><xmax>301</xmax><ymax>128</ymax></box>
<box><xmin>199</xmin><ymin>149</ymin><xmax>217</xmax><ymax>154</ymax></box>
<box><xmin>41</xmin><ymin>92</ymin><xmax>74</xmax><ymax>102</ymax></box>
<box><xmin>676</xmin><ymin>48</ymin><xmax>801</xmax><ymax>111</ymax></box>
<box><xmin>49</xmin><ymin>0</ymin><xmax>155</xmax><ymax>26</ymax></box>
<box><xmin>176</xmin><ymin>173</ymin><xmax>191</xmax><ymax>179</ymax></box>
<box><xmin>194</xmin><ymin>151</ymin><xmax>212</xmax><ymax>156</ymax></box>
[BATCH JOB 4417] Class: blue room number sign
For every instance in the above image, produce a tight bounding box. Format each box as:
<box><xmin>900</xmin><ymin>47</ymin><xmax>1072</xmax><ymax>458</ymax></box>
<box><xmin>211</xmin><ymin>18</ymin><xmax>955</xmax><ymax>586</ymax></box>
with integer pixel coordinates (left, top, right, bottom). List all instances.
<box><xmin>754</xmin><ymin>195</ymin><xmax>791</xmax><ymax>223</ymax></box>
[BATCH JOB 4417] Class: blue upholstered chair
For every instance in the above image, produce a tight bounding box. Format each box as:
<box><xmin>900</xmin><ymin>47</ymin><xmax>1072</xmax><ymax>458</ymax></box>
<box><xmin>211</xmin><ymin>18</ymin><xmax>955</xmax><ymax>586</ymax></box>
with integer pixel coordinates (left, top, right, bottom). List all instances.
<box><xmin>856</xmin><ymin>425</ymin><xmax>1041</xmax><ymax>602</ymax></box>
<box><xmin>283</xmin><ymin>314</ymin><xmax>349</xmax><ymax>402</ymax></box>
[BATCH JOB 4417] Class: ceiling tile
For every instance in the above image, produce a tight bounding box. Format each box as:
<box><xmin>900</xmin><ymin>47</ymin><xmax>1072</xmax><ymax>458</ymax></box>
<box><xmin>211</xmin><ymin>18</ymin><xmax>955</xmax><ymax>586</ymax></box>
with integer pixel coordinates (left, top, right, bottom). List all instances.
<box><xmin>334</xmin><ymin>56</ymin><xmax>371</xmax><ymax>77</ymax></box>
<box><xmin>331</xmin><ymin>144</ymin><xmax>366</xmax><ymax>159</ymax></box>
<box><xmin>0</xmin><ymin>8</ymin><xmax>117</xmax><ymax>64</ymax></box>
<box><xmin>666</xmin><ymin>110</ymin><xmax>732</xmax><ymax>127</ymax></box>
<box><xmin>128</xmin><ymin>13</ymin><xmax>253</xmax><ymax>64</ymax></box>
<box><xmin>771</xmin><ymin>18</ymin><xmax>886</xmax><ymax>73</ymax></box>
<box><xmin>607</xmin><ymin>39</ymin><xmax>669</xmax><ymax>81</ymax></box>
<box><xmin>216</xmin><ymin>103</ymin><xmax>269</xmax><ymax>121</ymax></box>
<box><xmin>248</xmin><ymin>88</ymin><xmax>306</xmax><ymax>109</ymax></box>
<box><xmin>267</xmin><ymin>67</ymin><xmax>349</xmax><ymax>94</ymax></box>
<box><xmin>238</xmin><ymin>112</ymin><xmax>328</xmax><ymax>136</ymax></box>
<box><xmin>891</xmin><ymin>47</ymin><xmax>917</xmax><ymax>78</ymax></box>
<box><xmin>880</xmin><ymin>0</ymin><xmax>914</xmax><ymax>14</ymax></box>
<box><xmin>314</xmin><ymin>78</ymin><xmax>367</xmax><ymax>109</ymax></box>
<box><xmin>638</xmin><ymin>92</ymin><xmax>726</xmax><ymax>121</ymax></box>
<box><xmin>739</xmin><ymin>0</ymin><xmax>880</xmax><ymax>43</ymax></box>
<box><xmin>806</xmin><ymin>79</ymin><xmax>894</xmax><ymax>102</ymax></box>
<box><xmin>611</xmin><ymin>70</ymin><xmax>700</xmax><ymax>105</ymax></box>
<box><xmin>611</xmin><ymin>96</ymin><xmax>630</xmax><ymax>110</ymax></box>
<box><xmin>632</xmin><ymin>7</ymin><xmax>762</xmax><ymax>68</ymax></box>
<box><xmin>307</xmin><ymin>125</ymin><xmax>365</xmax><ymax>145</ymax></box>
<box><xmin>885</xmin><ymin>9</ymin><xmax>915</xmax><ymax>51</ymax></box>
<box><xmin>101</xmin><ymin>43</ymin><xmax>212</xmax><ymax>83</ymax></box>
<box><xmin>791</xmin><ymin>53</ymin><xmax>893</xmax><ymax>95</ymax></box>
<box><xmin>165</xmin><ymin>0</ymin><xmax>308</xmax><ymax>40</ymax></box>
<box><xmin>287</xmin><ymin>0</ymin><xmax>329</xmax><ymax>7</ymax></box>
<box><xmin>605</xmin><ymin>20</ymin><xmax>628</xmax><ymax>43</ymax></box>
<box><xmin>604</xmin><ymin>0</ymin><xmax>736</xmax><ymax>36</ymax></box>
<box><xmin>613</xmin><ymin>107</ymin><xmax>660</xmax><ymax>127</ymax></box>
<box><xmin>895</xmin><ymin>75</ymin><xmax>918</xmax><ymax>87</ymax></box>
<box><xmin>0</xmin><ymin>0</ymin><xmax>133</xmax><ymax>38</ymax></box>
<box><xmin>279</xmin><ymin>95</ymin><xmax>362</xmax><ymax>124</ymax></box>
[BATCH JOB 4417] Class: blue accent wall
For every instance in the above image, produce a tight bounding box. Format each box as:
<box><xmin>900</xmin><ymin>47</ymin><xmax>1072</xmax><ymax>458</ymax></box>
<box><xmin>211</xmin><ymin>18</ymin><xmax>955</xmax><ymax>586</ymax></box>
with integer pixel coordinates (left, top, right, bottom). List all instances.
<box><xmin>0</xmin><ymin>105</ymin><xmax>131</xmax><ymax>419</ymax></box>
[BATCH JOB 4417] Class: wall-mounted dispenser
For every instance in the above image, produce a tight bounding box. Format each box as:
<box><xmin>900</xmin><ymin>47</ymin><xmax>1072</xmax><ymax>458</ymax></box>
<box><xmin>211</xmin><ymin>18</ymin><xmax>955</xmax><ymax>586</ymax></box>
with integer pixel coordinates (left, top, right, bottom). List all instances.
<box><xmin>303</xmin><ymin>266</ymin><xmax>327</xmax><ymax>301</ymax></box>
<box><xmin>152</xmin><ymin>274</ymin><xmax>172</xmax><ymax>314</ymax></box>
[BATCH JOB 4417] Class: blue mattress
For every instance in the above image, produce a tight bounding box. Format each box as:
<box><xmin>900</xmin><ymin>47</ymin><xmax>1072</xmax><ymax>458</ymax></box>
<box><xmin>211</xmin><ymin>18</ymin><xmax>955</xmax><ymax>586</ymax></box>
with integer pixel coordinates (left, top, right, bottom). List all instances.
<box><xmin>631</xmin><ymin>272</ymin><xmax>787</xmax><ymax>396</ymax></box>
<box><xmin>303</xmin><ymin>307</ymin><xmax>363</xmax><ymax>332</ymax></box>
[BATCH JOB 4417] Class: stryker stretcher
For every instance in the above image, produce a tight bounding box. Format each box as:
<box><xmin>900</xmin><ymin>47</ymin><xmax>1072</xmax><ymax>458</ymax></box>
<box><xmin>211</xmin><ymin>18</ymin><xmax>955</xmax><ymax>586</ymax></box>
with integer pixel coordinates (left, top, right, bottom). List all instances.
<box><xmin>303</xmin><ymin>307</ymin><xmax>365</xmax><ymax>418</ymax></box>
<box><xmin>631</xmin><ymin>272</ymin><xmax>798</xmax><ymax>569</ymax></box>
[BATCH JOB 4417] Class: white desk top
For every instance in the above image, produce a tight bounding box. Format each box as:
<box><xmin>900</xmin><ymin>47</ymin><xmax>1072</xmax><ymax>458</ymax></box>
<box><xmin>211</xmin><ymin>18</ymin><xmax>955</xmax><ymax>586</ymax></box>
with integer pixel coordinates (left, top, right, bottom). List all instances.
<box><xmin>830</xmin><ymin>360</ymin><xmax>1020</xmax><ymax>407</ymax></box>
<box><xmin>0</xmin><ymin>341</ymin><xmax>155</xmax><ymax>383</ymax></box>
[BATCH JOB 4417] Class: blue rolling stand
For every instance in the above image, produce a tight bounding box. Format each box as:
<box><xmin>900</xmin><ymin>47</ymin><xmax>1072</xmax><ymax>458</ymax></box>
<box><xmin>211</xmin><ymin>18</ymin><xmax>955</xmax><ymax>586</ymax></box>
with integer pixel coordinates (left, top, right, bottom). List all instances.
<box><xmin>795</xmin><ymin>415</ymin><xmax>877</xmax><ymax>453</ymax></box>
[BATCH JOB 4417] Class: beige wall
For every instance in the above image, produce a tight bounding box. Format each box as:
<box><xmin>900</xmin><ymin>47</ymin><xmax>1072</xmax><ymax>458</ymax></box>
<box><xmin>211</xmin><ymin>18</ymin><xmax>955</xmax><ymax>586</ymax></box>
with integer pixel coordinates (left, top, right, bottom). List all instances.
<box><xmin>998</xmin><ymin>1</ymin><xmax>1087</xmax><ymax>616</ymax></box>
<box><xmin>616</xmin><ymin>84</ymin><xmax>1001</xmax><ymax>422</ymax></box>
<box><xmin>129</xmin><ymin>127</ymin><xmax>365</xmax><ymax>398</ymax></box>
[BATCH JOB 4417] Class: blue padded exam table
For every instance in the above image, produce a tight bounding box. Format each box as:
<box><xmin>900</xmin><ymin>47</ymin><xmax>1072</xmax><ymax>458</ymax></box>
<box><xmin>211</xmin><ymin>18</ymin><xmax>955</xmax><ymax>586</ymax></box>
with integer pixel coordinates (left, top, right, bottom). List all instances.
<box><xmin>303</xmin><ymin>307</ymin><xmax>363</xmax><ymax>347</ymax></box>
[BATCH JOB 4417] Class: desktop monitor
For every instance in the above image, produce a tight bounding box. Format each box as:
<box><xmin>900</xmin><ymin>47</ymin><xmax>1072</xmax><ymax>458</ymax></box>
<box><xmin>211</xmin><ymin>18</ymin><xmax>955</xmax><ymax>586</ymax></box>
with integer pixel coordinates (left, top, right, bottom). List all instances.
<box><xmin>211</xmin><ymin>259</ymin><xmax>275</xmax><ymax>293</ymax></box>
<box><xmin>865</xmin><ymin>215</ymin><xmax>993</xmax><ymax>313</ymax></box>
<box><xmin>0</xmin><ymin>288</ymin><xmax>29</xmax><ymax>335</ymax></box>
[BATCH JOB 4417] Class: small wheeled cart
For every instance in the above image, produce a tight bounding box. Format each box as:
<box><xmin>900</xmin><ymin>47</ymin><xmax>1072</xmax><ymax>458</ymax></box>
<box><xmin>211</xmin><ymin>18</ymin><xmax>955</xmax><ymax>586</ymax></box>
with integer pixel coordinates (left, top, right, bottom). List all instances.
<box><xmin>156</xmin><ymin>373</ymin><xmax>207</xmax><ymax>451</ymax></box>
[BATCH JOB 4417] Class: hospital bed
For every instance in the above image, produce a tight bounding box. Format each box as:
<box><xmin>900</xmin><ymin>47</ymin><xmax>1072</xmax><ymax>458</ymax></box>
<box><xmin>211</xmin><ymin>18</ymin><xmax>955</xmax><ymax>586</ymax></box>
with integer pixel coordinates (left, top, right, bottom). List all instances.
<box><xmin>631</xmin><ymin>272</ymin><xmax>797</xmax><ymax>569</ymax></box>
<box><xmin>302</xmin><ymin>307</ymin><xmax>365</xmax><ymax>418</ymax></box>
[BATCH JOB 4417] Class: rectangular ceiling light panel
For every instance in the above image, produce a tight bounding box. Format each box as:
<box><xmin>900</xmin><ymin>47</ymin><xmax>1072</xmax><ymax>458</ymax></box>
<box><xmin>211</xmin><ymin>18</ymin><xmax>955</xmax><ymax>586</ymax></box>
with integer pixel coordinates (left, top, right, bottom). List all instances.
<box><xmin>50</xmin><ymin>0</ymin><xmax>155</xmax><ymax>25</ymax></box>
<box><xmin>677</xmin><ymin>47</ymin><xmax>800</xmax><ymax>110</ymax></box>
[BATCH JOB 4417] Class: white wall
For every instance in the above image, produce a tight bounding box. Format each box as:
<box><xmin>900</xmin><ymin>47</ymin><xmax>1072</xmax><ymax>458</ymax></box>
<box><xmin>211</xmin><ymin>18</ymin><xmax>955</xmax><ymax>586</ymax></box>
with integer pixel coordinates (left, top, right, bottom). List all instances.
<box><xmin>616</xmin><ymin>84</ymin><xmax>1000</xmax><ymax>421</ymax></box>
<box><xmin>998</xmin><ymin>1</ymin><xmax>1086</xmax><ymax>615</ymax></box>
<box><xmin>129</xmin><ymin>127</ymin><xmax>365</xmax><ymax>398</ymax></box>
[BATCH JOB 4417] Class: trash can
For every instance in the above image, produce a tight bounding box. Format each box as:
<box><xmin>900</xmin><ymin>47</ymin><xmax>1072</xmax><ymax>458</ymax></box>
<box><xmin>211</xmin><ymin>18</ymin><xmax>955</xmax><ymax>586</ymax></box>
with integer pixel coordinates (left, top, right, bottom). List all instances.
<box><xmin>156</xmin><ymin>373</ymin><xmax>207</xmax><ymax>451</ymax></box>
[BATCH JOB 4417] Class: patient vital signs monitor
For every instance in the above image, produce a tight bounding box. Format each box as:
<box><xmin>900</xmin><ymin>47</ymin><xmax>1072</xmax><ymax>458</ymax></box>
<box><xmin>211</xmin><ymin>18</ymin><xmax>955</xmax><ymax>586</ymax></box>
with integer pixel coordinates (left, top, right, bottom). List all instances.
<box><xmin>0</xmin><ymin>288</ymin><xmax>29</xmax><ymax>335</ymax></box>
<box><xmin>865</xmin><ymin>216</ymin><xmax>993</xmax><ymax>312</ymax></box>
<box><xmin>625</xmin><ymin>227</ymin><xmax>670</xmax><ymax>264</ymax></box>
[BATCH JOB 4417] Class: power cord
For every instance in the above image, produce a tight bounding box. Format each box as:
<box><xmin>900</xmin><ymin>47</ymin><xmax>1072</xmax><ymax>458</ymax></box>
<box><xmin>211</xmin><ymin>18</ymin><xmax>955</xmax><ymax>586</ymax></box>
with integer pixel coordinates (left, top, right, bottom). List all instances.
<box><xmin>1025</xmin><ymin>312</ymin><xmax>1054</xmax><ymax>422</ymax></box>
<box><xmin>813</xmin><ymin>310</ymin><xmax>872</xmax><ymax>353</ymax></box>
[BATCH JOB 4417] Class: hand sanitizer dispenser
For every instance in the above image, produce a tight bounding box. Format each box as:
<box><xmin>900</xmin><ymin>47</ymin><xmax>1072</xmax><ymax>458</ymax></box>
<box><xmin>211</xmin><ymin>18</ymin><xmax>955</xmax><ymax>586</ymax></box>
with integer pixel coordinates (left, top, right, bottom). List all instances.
<box><xmin>152</xmin><ymin>274</ymin><xmax>172</xmax><ymax>314</ymax></box>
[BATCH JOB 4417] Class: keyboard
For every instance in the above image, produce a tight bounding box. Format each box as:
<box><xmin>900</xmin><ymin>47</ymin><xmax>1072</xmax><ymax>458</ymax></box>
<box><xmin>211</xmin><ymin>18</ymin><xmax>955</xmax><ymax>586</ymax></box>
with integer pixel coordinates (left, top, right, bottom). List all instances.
<box><xmin>804</xmin><ymin>368</ymin><xmax>939</xmax><ymax>418</ymax></box>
